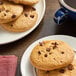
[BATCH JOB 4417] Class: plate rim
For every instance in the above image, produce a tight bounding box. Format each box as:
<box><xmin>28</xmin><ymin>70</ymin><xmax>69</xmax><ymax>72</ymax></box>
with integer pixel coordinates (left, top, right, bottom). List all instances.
<box><xmin>0</xmin><ymin>0</ymin><xmax>46</xmax><ymax>45</ymax></box>
<box><xmin>20</xmin><ymin>35</ymin><xmax>76</xmax><ymax>76</ymax></box>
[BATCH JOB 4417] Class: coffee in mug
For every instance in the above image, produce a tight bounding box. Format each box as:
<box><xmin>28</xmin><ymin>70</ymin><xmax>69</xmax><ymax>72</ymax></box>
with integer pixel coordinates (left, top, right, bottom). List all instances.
<box><xmin>64</xmin><ymin>0</ymin><xmax>76</xmax><ymax>9</ymax></box>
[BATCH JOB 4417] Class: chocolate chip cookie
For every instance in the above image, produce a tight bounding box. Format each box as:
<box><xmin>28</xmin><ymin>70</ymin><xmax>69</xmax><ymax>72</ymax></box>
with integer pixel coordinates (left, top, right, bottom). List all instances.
<box><xmin>1</xmin><ymin>6</ymin><xmax>38</xmax><ymax>32</ymax></box>
<box><xmin>0</xmin><ymin>0</ymin><xmax>23</xmax><ymax>23</ymax></box>
<box><xmin>30</xmin><ymin>40</ymin><xmax>74</xmax><ymax>70</ymax></box>
<box><xmin>36</xmin><ymin>55</ymin><xmax>76</xmax><ymax>76</ymax></box>
<box><xmin>7</xmin><ymin>0</ymin><xmax>39</xmax><ymax>5</ymax></box>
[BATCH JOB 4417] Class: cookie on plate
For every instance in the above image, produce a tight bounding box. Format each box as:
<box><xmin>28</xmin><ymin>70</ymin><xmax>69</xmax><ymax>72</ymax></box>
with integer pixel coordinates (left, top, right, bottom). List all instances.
<box><xmin>0</xmin><ymin>0</ymin><xmax>23</xmax><ymax>23</ymax></box>
<box><xmin>36</xmin><ymin>55</ymin><xmax>76</xmax><ymax>76</ymax></box>
<box><xmin>7</xmin><ymin>0</ymin><xmax>39</xmax><ymax>5</ymax></box>
<box><xmin>1</xmin><ymin>6</ymin><xmax>38</xmax><ymax>32</ymax></box>
<box><xmin>30</xmin><ymin>40</ymin><xmax>74</xmax><ymax>70</ymax></box>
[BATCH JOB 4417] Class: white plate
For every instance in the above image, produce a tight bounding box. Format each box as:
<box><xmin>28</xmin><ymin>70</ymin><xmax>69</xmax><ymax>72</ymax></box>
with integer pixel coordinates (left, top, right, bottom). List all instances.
<box><xmin>0</xmin><ymin>0</ymin><xmax>46</xmax><ymax>45</ymax></box>
<box><xmin>21</xmin><ymin>35</ymin><xmax>76</xmax><ymax>76</ymax></box>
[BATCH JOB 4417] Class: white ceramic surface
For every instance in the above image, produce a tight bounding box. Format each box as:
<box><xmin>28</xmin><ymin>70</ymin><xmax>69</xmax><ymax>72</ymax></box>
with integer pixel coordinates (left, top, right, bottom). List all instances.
<box><xmin>21</xmin><ymin>35</ymin><xmax>76</xmax><ymax>76</ymax></box>
<box><xmin>0</xmin><ymin>0</ymin><xmax>46</xmax><ymax>44</ymax></box>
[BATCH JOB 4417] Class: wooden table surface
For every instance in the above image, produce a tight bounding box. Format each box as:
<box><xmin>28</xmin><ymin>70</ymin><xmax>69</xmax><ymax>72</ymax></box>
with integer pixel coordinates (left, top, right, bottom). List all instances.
<box><xmin>0</xmin><ymin>0</ymin><xmax>76</xmax><ymax>76</ymax></box>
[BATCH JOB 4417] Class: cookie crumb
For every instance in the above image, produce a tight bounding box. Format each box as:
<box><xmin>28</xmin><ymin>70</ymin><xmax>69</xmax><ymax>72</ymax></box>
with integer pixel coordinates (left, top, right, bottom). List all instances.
<box><xmin>67</xmin><ymin>64</ymin><xmax>74</xmax><ymax>70</ymax></box>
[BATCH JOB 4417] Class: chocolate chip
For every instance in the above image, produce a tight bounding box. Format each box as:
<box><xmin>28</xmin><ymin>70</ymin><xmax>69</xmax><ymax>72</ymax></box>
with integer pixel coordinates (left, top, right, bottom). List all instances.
<box><xmin>53</xmin><ymin>45</ymin><xmax>57</xmax><ymax>49</ymax></box>
<box><xmin>52</xmin><ymin>42</ymin><xmax>58</xmax><ymax>49</ymax></box>
<box><xmin>32</xmin><ymin>7</ymin><xmax>36</xmax><ymax>11</ymax></box>
<box><xmin>46</xmin><ymin>71</ymin><xmax>50</xmax><ymax>73</ymax></box>
<box><xmin>11</xmin><ymin>24</ymin><xmax>13</xmax><ymax>27</ymax></box>
<box><xmin>38</xmin><ymin>51</ymin><xmax>41</xmax><ymax>55</ymax></box>
<box><xmin>60</xmin><ymin>61</ymin><xmax>63</xmax><ymax>63</ymax></box>
<box><xmin>59</xmin><ymin>69</ymin><xmax>65</xmax><ymax>73</ymax></box>
<box><xmin>46</xmin><ymin>48</ymin><xmax>50</xmax><ymax>52</ymax></box>
<box><xmin>0</xmin><ymin>1</ymin><xmax>3</xmax><ymax>5</ymax></box>
<box><xmin>30</xmin><ymin>15</ymin><xmax>34</xmax><ymax>18</ymax></box>
<box><xmin>61</xmin><ymin>52</ymin><xmax>64</xmax><ymax>54</ymax></box>
<box><xmin>53</xmin><ymin>58</ymin><xmax>56</xmax><ymax>60</ymax></box>
<box><xmin>67</xmin><ymin>64</ymin><xmax>74</xmax><ymax>70</ymax></box>
<box><xmin>24</xmin><ymin>13</ymin><xmax>28</xmax><ymax>17</ymax></box>
<box><xmin>39</xmin><ymin>42</ymin><xmax>43</xmax><ymax>46</ymax></box>
<box><xmin>44</xmin><ymin>54</ymin><xmax>47</xmax><ymax>57</ymax></box>
<box><xmin>49</xmin><ymin>53</ymin><xmax>52</xmax><ymax>55</ymax></box>
<box><xmin>11</xmin><ymin>15</ymin><xmax>16</xmax><ymax>18</ymax></box>
<box><xmin>6</xmin><ymin>10</ymin><xmax>9</xmax><ymax>12</ymax></box>
<box><xmin>52</xmin><ymin>42</ymin><xmax>58</xmax><ymax>46</ymax></box>
<box><xmin>4</xmin><ymin>13</ymin><xmax>6</xmax><ymax>16</ymax></box>
<box><xmin>0</xmin><ymin>10</ymin><xmax>1</xmax><ymax>12</ymax></box>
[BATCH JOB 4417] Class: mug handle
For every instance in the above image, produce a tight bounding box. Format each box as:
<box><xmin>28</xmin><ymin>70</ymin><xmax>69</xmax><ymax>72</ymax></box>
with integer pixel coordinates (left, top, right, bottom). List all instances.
<box><xmin>54</xmin><ymin>8</ymin><xmax>68</xmax><ymax>25</ymax></box>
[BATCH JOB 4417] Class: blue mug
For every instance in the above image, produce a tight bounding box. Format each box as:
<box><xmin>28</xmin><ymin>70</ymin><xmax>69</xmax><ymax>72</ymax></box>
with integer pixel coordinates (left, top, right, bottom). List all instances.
<box><xmin>54</xmin><ymin>0</ymin><xmax>76</xmax><ymax>24</ymax></box>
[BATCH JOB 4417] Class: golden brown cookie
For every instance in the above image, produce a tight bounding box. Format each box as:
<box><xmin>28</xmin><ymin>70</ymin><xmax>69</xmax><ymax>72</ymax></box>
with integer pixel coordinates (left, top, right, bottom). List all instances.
<box><xmin>0</xmin><ymin>0</ymin><xmax>23</xmax><ymax>23</ymax></box>
<box><xmin>8</xmin><ymin>0</ymin><xmax>39</xmax><ymax>5</ymax></box>
<box><xmin>36</xmin><ymin>55</ymin><xmax>76</xmax><ymax>76</ymax></box>
<box><xmin>1</xmin><ymin>6</ymin><xmax>38</xmax><ymax>32</ymax></box>
<box><xmin>30</xmin><ymin>40</ymin><xmax>74</xmax><ymax>70</ymax></box>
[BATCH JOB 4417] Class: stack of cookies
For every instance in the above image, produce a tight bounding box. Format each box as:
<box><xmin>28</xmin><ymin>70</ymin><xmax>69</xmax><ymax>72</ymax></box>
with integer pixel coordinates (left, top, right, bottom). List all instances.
<box><xmin>30</xmin><ymin>40</ymin><xmax>76</xmax><ymax>76</ymax></box>
<box><xmin>0</xmin><ymin>0</ymin><xmax>38</xmax><ymax>32</ymax></box>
